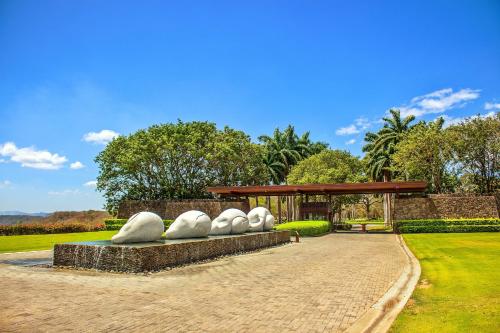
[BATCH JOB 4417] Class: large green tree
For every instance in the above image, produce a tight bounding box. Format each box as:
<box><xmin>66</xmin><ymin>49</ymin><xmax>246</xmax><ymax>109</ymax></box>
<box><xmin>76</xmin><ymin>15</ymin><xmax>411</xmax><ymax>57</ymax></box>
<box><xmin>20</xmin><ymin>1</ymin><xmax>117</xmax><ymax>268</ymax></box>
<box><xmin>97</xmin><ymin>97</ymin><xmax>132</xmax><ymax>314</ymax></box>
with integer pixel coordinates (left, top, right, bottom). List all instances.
<box><xmin>362</xmin><ymin>109</ymin><xmax>416</xmax><ymax>226</ymax></box>
<box><xmin>259</xmin><ymin>125</ymin><xmax>328</xmax><ymax>184</ymax></box>
<box><xmin>363</xmin><ymin>109</ymin><xmax>416</xmax><ymax>181</ymax></box>
<box><xmin>448</xmin><ymin>113</ymin><xmax>500</xmax><ymax>193</ymax></box>
<box><xmin>392</xmin><ymin>117</ymin><xmax>454</xmax><ymax>193</ymax></box>
<box><xmin>287</xmin><ymin>149</ymin><xmax>363</xmax><ymax>218</ymax></box>
<box><xmin>95</xmin><ymin>121</ymin><xmax>268</xmax><ymax>214</ymax></box>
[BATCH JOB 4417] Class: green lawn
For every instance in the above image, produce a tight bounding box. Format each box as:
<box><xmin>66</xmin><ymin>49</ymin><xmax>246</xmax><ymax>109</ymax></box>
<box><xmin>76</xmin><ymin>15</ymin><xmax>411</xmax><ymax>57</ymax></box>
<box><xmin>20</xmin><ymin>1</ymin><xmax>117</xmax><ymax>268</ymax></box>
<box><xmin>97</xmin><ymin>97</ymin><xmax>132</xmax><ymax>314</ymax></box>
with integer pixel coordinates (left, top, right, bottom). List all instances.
<box><xmin>0</xmin><ymin>231</ymin><xmax>117</xmax><ymax>253</ymax></box>
<box><xmin>391</xmin><ymin>233</ymin><xmax>500</xmax><ymax>333</ymax></box>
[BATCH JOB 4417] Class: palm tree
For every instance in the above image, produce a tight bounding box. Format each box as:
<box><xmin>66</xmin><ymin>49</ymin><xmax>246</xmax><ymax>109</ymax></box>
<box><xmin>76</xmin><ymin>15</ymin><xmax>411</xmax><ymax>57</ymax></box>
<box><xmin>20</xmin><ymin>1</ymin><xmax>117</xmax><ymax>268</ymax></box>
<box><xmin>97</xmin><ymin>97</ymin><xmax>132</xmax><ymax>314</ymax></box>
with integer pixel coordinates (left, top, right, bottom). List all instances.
<box><xmin>363</xmin><ymin>109</ymin><xmax>415</xmax><ymax>181</ymax></box>
<box><xmin>262</xmin><ymin>150</ymin><xmax>286</xmax><ymax>185</ymax></box>
<box><xmin>259</xmin><ymin>126</ymin><xmax>299</xmax><ymax>172</ymax></box>
<box><xmin>363</xmin><ymin>109</ymin><xmax>415</xmax><ymax>226</ymax></box>
<box><xmin>259</xmin><ymin>125</ymin><xmax>329</xmax><ymax>185</ymax></box>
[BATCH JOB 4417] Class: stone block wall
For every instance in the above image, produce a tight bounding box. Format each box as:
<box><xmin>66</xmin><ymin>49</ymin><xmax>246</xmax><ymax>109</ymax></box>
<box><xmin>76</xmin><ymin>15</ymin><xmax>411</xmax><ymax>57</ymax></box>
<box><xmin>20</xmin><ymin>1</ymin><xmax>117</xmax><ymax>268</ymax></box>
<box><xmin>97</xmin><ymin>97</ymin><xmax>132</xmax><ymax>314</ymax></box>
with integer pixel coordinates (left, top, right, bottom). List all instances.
<box><xmin>53</xmin><ymin>231</ymin><xmax>291</xmax><ymax>273</ymax></box>
<box><xmin>394</xmin><ymin>194</ymin><xmax>500</xmax><ymax>220</ymax></box>
<box><xmin>117</xmin><ymin>199</ymin><xmax>250</xmax><ymax>220</ymax></box>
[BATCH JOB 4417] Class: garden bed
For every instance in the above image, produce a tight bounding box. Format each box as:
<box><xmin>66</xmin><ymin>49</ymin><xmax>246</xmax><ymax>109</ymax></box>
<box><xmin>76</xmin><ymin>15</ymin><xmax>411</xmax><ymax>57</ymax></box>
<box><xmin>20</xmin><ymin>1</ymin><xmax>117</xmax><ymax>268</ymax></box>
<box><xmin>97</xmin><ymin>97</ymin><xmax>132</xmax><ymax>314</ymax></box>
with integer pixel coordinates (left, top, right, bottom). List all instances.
<box><xmin>104</xmin><ymin>218</ymin><xmax>173</xmax><ymax>230</ymax></box>
<box><xmin>0</xmin><ymin>223</ymin><xmax>106</xmax><ymax>236</ymax></box>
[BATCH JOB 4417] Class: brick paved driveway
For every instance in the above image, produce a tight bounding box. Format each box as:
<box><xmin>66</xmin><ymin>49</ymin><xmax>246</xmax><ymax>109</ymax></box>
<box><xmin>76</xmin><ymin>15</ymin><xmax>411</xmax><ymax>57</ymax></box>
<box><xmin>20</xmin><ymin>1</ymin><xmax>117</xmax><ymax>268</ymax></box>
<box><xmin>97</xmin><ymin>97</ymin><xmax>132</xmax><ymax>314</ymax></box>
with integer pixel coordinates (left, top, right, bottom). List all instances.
<box><xmin>0</xmin><ymin>234</ymin><xmax>407</xmax><ymax>333</ymax></box>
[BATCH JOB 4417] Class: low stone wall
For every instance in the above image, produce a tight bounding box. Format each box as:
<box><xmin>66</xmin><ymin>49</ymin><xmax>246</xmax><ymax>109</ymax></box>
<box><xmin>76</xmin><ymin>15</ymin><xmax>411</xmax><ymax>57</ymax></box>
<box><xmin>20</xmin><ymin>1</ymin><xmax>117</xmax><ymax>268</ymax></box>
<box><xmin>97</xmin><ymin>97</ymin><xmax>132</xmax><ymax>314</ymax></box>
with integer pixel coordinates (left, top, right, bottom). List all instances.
<box><xmin>53</xmin><ymin>231</ymin><xmax>290</xmax><ymax>273</ymax></box>
<box><xmin>117</xmin><ymin>199</ymin><xmax>250</xmax><ymax>219</ymax></box>
<box><xmin>394</xmin><ymin>194</ymin><xmax>500</xmax><ymax>220</ymax></box>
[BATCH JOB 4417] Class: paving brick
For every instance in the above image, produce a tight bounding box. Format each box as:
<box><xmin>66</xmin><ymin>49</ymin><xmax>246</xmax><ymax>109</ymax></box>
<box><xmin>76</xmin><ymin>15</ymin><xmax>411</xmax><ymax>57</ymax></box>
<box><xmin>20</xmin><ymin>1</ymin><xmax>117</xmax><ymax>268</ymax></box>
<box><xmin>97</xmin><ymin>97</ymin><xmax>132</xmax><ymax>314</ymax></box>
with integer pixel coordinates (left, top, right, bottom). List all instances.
<box><xmin>0</xmin><ymin>234</ymin><xmax>406</xmax><ymax>332</ymax></box>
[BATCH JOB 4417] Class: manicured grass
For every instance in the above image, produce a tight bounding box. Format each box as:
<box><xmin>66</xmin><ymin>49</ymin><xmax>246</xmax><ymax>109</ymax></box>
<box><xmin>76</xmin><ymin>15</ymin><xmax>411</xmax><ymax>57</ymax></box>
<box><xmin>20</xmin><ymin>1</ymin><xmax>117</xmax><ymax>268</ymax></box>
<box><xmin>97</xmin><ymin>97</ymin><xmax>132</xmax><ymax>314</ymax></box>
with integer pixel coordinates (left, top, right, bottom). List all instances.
<box><xmin>0</xmin><ymin>231</ymin><xmax>117</xmax><ymax>253</ymax></box>
<box><xmin>275</xmin><ymin>220</ymin><xmax>330</xmax><ymax>236</ymax></box>
<box><xmin>390</xmin><ymin>233</ymin><xmax>500</xmax><ymax>333</ymax></box>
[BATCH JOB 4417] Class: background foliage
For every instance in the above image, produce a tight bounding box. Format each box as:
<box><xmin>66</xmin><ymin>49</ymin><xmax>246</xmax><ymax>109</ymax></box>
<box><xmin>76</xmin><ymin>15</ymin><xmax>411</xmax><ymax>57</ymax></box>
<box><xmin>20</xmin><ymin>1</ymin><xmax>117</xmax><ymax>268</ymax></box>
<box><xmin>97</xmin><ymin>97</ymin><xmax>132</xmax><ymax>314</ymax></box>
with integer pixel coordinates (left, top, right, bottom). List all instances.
<box><xmin>95</xmin><ymin>121</ymin><xmax>268</xmax><ymax>213</ymax></box>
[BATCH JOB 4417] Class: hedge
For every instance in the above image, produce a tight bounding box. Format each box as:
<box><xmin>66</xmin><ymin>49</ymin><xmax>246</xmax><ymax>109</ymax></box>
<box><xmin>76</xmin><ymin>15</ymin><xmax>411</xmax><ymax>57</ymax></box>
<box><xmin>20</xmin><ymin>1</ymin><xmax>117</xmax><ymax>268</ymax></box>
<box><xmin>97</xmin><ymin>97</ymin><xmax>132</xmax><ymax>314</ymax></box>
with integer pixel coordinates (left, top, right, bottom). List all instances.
<box><xmin>104</xmin><ymin>219</ymin><xmax>174</xmax><ymax>231</ymax></box>
<box><xmin>274</xmin><ymin>220</ymin><xmax>330</xmax><ymax>236</ymax></box>
<box><xmin>397</xmin><ymin>225</ymin><xmax>500</xmax><ymax>233</ymax></box>
<box><xmin>394</xmin><ymin>218</ymin><xmax>500</xmax><ymax>233</ymax></box>
<box><xmin>0</xmin><ymin>223</ymin><xmax>106</xmax><ymax>236</ymax></box>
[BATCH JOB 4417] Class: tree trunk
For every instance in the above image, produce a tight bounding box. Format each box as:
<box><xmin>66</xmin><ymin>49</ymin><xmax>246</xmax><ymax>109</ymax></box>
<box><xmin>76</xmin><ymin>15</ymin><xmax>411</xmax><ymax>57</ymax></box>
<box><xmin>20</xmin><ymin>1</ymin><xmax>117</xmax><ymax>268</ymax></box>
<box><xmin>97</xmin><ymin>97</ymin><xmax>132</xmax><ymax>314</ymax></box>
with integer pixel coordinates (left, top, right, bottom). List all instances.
<box><xmin>383</xmin><ymin>171</ymin><xmax>392</xmax><ymax>227</ymax></box>
<box><xmin>365</xmin><ymin>199</ymin><xmax>370</xmax><ymax>220</ymax></box>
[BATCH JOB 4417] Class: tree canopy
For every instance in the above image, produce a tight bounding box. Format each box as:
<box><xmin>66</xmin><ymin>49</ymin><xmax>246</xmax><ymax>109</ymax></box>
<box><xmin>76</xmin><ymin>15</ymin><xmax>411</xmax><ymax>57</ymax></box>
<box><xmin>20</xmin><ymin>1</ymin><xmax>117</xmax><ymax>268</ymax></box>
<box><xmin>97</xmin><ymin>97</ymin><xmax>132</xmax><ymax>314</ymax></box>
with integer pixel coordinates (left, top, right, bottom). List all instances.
<box><xmin>95</xmin><ymin>121</ymin><xmax>268</xmax><ymax>214</ymax></box>
<box><xmin>447</xmin><ymin>113</ymin><xmax>500</xmax><ymax>193</ymax></box>
<box><xmin>287</xmin><ymin>149</ymin><xmax>364</xmax><ymax>216</ymax></box>
<box><xmin>287</xmin><ymin>149</ymin><xmax>363</xmax><ymax>184</ymax></box>
<box><xmin>392</xmin><ymin>118</ymin><xmax>454</xmax><ymax>193</ymax></box>
<box><xmin>362</xmin><ymin>109</ymin><xmax>416</xmax><ymax>181</ymax></box>
<box><xmin>259</xmin><ymin>125</ymin><xmax>328</xmax><ymax>184</ymax></box>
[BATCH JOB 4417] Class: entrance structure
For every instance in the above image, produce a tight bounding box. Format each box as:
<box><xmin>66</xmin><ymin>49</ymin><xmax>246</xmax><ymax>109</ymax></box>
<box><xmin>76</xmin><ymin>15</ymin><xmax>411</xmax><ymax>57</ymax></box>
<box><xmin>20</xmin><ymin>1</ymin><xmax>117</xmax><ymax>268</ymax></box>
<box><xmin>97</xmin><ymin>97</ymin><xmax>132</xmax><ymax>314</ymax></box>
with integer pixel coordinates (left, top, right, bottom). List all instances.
<box><xmin>207</xmin><ymin>181</ymin><xmax>427</xmax><ymax>225</ymax></box>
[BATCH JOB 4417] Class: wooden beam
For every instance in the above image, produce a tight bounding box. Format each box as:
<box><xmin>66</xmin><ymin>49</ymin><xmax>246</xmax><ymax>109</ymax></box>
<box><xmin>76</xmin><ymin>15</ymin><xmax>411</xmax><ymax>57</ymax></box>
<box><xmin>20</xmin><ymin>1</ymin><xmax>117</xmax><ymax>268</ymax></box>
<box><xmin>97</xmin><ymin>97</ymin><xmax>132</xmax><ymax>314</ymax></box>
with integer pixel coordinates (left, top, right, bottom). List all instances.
<box><xmin>206</xmin><ymin>181</ymin><xmax>428</xmax><ymax>197</ymax></box>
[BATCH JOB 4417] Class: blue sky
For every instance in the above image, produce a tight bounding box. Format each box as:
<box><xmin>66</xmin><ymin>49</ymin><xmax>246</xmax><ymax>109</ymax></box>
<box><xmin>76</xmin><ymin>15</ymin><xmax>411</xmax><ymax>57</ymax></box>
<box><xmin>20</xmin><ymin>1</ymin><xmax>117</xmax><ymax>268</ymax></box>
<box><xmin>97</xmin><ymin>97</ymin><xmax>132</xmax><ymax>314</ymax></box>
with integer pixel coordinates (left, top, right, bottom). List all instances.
<box><xmin>1</xmin><ymin>0</ymin><xmax>499</xmax><ymax>212</ymax></box>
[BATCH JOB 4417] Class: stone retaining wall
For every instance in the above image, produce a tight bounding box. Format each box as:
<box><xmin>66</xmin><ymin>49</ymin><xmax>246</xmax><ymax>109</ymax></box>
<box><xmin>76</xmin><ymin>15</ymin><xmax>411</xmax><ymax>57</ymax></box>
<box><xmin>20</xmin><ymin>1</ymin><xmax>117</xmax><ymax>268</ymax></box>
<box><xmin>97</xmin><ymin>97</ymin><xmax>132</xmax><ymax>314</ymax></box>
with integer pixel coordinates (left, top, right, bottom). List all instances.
<box><xmin>53</xmin><ymin>231</ymin><xmax>291</xmax><ymax>273</ymax></box>
<box><xmin>394</xmin><ymin>194</ymin><xmax>500</xmax><ymax>220</ymax></box>
<box><xmin>117</xmin><ymin>199</ymin><xmax>250</xmax><ymax>219</ymax></box>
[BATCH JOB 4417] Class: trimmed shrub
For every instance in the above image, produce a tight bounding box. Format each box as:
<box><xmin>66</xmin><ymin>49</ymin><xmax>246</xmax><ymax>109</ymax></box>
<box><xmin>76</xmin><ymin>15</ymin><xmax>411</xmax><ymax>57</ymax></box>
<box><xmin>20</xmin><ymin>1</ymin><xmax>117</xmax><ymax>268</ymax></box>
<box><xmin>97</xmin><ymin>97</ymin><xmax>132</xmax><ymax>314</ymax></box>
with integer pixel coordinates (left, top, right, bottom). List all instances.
<box><xmin>397</xmin><ymin>225</ymin><xmax>500</xmax><ymax>233</ymax></box>
<box><xmin>0</xmin><ymin>223</ymin><xmax>106</xmax><ymax>236</ymax></box>
<box><xmin>274</xmin><ymin>220</ymin><xmax>330</xmax><ymax>236</ymax></box>
<box><xmin>394</xmin><ymin>218</ymin><xmax>500</xmax><ymax>233</ymax></box>
<box><xmin>104</xmin><ymin>219</ymin><xmax>174</xmax><ymax>231</ymax></box>
<box><xmin>345</xmin><ymin>219</ymin><xmax>384</xmax><ymax>225</ymax></box>
<box><xmin>334</xmin><ymin>223</ymin><xmax>353</xmax><ymax>230</ymax></box>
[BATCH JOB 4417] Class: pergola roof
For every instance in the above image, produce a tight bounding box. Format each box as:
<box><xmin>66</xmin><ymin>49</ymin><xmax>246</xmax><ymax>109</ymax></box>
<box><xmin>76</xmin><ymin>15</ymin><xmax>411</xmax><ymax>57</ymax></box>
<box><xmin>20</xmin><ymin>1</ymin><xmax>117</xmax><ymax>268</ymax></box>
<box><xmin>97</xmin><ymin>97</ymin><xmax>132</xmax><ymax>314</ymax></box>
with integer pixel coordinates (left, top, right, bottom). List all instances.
<box><xmin>207</xmin><ymin>181</ymin><xmax>427</xmax><ymax>197</ymax></box>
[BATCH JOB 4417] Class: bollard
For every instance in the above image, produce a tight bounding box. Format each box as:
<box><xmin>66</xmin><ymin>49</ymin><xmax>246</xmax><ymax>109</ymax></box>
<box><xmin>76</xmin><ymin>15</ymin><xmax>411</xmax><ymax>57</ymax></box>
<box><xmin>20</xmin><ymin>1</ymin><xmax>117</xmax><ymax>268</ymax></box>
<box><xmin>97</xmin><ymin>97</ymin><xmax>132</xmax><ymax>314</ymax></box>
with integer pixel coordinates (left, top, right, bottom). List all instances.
<box><xmin>295</xmin><ymin>231</ymin><xmax>300</xmax><ymax>243</ymax></box>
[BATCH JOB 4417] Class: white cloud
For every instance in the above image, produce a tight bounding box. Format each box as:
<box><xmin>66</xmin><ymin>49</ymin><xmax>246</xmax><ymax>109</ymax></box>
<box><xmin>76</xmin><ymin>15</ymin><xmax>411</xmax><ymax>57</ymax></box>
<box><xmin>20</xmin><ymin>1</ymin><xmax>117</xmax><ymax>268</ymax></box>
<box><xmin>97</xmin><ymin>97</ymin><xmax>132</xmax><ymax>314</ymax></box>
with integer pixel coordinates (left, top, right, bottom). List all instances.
<box><xmin>398</xmin><ymin>88</ymin><xmax>480</xmax><ymax>118</ymax></box>
<box><xmin>84</xmin><ymin>180</ymin><xmax>97</xmax><ymax>187</ymax></box>
<box><xmin>0</xmin><ymin>180</ymin><xmax>12</xmax><ymax>188</ymax></box>
<box><xmin>335</xmin><ymin>116</ymin><xmax>375</xmax><ymax>137</ymax></box>
<box><xmin>0</xmin><ymin>142</ymin><xmax>67</xmax><ymax>170</ymax></box>
<box><xmin>485</xmin><ymin>102</ymin><xmax>500</xmax><ymax>111</ymax></box>
<box><xmin>345</xmin><ymin>139</ymin><xmax>356</xmax><ymax>145</ymax></box>
<box><xmin>83</xmin><ymin>129</ymin><xmax>119</xmax><ymax>145</ymax></box>
<box><xmin>48</xmin><ymin>189</ymin><xmax>80</xmax><ymax>196</ymax></box>
<box><xmin>70</xmin><ymin>161</ymin><xmax>85</xmax><ymax>169</ymax></box>
<box><xmin>335</xmin><ymin>125</ymin><xmax>359</xmax><ymax>135</ymax></box>
<box><xmin>441</xmin><ymin>111</ymin><xmax>496</xmax><ymax>128</ymax></box>
<box><xmin>354</xmin><ymin>117</ymin><xmax>372</xmax><ymax>130</ymax></box>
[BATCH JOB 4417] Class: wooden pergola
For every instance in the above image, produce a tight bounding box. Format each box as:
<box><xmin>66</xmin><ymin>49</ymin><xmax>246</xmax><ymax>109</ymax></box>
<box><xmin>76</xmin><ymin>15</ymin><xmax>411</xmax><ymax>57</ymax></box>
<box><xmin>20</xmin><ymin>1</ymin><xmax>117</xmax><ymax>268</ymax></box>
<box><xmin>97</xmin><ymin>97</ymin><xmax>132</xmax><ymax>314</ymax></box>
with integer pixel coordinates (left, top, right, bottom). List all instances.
<box><xmin>207</xmin><ymin>181</ymin><xmax>427</xmax><ymax>224</ymax></box>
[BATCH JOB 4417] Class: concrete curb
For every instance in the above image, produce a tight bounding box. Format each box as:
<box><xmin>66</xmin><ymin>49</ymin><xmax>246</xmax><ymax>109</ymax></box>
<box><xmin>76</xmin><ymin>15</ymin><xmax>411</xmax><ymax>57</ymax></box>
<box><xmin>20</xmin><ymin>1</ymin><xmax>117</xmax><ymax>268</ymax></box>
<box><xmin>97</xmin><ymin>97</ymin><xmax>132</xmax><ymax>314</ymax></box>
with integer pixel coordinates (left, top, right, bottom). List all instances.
<box><xmin>344</xmin><ymin>234</ymin><xmax>421</xmax><ymax>333</ymax></box>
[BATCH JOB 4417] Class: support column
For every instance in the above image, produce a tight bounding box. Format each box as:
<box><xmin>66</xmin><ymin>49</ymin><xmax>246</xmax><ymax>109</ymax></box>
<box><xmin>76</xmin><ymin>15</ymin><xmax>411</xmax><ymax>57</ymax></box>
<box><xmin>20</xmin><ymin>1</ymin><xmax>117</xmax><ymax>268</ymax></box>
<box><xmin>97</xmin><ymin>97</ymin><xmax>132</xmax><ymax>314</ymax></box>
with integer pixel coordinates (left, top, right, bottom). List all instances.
<box><xmin>255</xmin><ymin>196</ymin><xmax>259</xmax><ymax>208</ymax></box>
<box><xmin>383</xmin><ymin>193</ymin><xmax>394</xmax><ymax>227</ymax></box>
<box><xmin>286</xmin><ymin>196</ymin><xmax>291</xmax><ymax>222</ymax></box>
<box><xmin>277</xmin><ymin>196</ymin><xmax>282</xmax><ymax>223</ymax></box>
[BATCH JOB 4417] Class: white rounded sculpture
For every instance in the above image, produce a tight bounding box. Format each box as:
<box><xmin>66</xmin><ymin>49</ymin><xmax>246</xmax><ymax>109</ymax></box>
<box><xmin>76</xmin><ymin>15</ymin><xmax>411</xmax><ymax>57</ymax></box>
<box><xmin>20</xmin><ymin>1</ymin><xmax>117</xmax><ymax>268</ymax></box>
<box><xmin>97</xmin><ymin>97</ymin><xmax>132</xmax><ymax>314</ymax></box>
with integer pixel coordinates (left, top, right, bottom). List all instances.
<box><xmin>209</xmin><ymin>208</ymin><xmax>249</xmax><ymax>235</ymax></box>
<box><xmin>165</xmin><ymin>210</ymin><xmax>211</xmax><ymax>239</ymax></box>
<box><xmin>247</xmin><ymin>207</ymin><xmax>275</xmax><ymax>232</ymax></box>
<box><xmin>111</xmin><ymin>211</ymin><xmax>164</xmax><ymax>244</ymax></box>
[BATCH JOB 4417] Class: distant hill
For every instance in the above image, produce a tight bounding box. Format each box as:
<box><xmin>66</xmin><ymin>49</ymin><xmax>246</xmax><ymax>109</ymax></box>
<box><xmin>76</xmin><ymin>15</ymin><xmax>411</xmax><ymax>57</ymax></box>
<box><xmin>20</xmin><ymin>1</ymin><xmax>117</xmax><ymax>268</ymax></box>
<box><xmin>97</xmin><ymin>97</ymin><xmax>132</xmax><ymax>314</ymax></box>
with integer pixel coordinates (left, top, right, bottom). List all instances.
<box><xmin>0</xmin><ymin>210</ymin><xmax>111</xmax><ymax>226</ymax></box>
<box><xmin>0</xmin><ymin>211</ymin><xmax>49</xmax><ymax>217</ymax></box>
<box><xmin>0</xmin><ymin>215</ymin><xmax>45</xmax><ymax>225</ymax></box>
<box><xmin>40</xmin><ymin>210</ymin><xmax>111</xmax><ymax>226</ymax></box>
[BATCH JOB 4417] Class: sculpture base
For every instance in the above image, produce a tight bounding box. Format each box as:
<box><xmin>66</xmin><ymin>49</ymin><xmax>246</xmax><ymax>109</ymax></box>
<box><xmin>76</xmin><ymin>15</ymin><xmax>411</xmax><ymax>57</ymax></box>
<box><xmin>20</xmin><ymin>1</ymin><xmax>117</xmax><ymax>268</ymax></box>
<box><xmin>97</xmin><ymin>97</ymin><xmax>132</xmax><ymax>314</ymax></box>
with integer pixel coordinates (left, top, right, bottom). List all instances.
<box><xmin>53</xmin><ymin>230</ymin><xmax>290</xmax><ymax>273</ymax></box>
